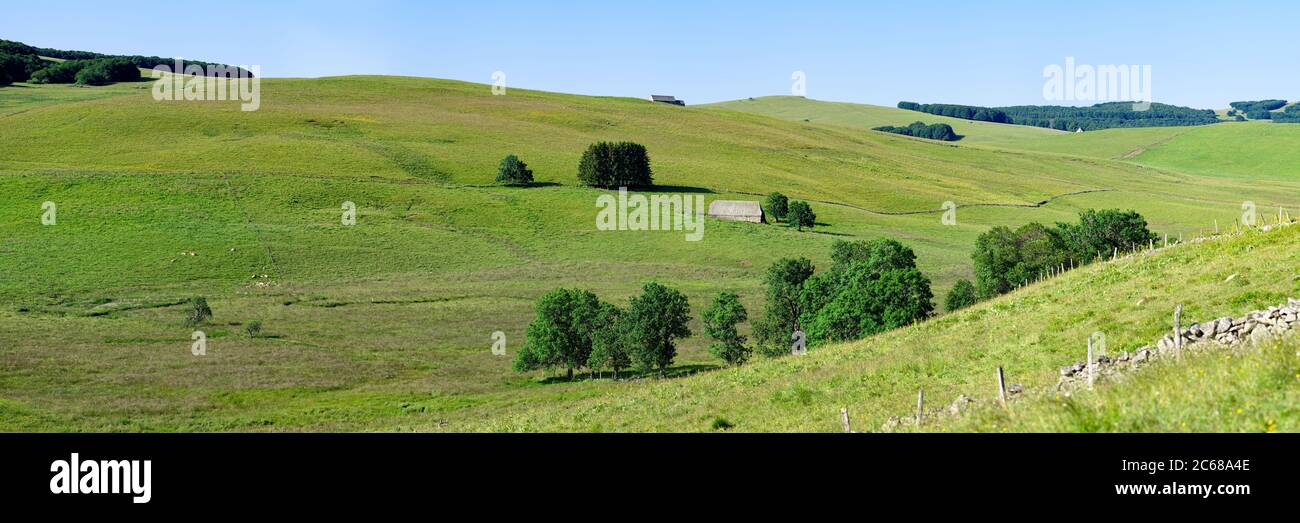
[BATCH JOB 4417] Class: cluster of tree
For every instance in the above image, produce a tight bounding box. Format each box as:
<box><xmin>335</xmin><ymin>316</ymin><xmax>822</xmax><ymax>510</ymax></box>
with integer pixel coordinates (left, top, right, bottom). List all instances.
<box><xmin>1270</xmin><ymin>104</ymin><xmax>1300</xmax><ymax>123</ymax></box>
<box><xmin>898</xmin><ymin>100</ymin><xmax>1219</xmax><ymax>131</ymax></box>
<box><xmin>577</xmin><ymin>141</ymin><xmax>653</xmax><ymax>188</ymax></box>
<box><xmin>0</xmin><ymin>39</ymin><xmax>252</xmax><ymax>87</ymax></box>
<box><xmin>897</xmin><ymin>102</ymin><xmax>1010</xmax><ymax>123</ymax></box>
<box><xmin>496</xmin><ymin>154</ymin><xmax>534</xmax><ymax>185</ymax></box>
<box><xmin>944</xmin><ymin>280</ymin><xmax>977</xmax><ymax>312</ymax></box>
<box><xmin>25</xmin><ymin>57</ymin><xmax>141</xmax><ymax>85</ymax></box>
<box><xmin>514</xmin><ymin>283</ymin><xmax>694</xmax><ymax>379</ymax></box>
<box><xmin>970</xmin><ymin>209</ymin><xmax>1157</xmax><ymax>301</ymax></box>
<box><xmin>80</xmin><ymin>58</ymin><xmax>141</xmax><ymax>85</ymax></box>
<box><xmin>872</xmin><ymin>121</ymin><xmax>960</xmax><ymax>141</ymax></box>
<box><xmin>0</xmin><ymin>52</ymin><xmax>48</xmax><ymax>85</ymax></box>
<box><xmin>1247</xmin><ymin>110</ymin><xmax>1272</xmax><ymax>120</ymax></box>
<box><xmin>1229</xmin><ymin>100</ymin><xmax>1287</xmax><ymax>113</ymax></box>
<box><xmin>763</xmin><ymin>192</ymin><xmax>816</xmax><ymax>231</ymax></box>
<box><xmin>752</xmin><ymin>239</ymin><xmax>934</xmax><ymax>352</ymax></box>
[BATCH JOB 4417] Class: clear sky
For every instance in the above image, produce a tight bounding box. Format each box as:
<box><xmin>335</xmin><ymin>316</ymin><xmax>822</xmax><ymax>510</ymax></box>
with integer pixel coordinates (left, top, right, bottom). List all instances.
<box><xmin>3</xmin><ymin>0</ymin><xmax>1296</xmax><ymax>108</ymax></box>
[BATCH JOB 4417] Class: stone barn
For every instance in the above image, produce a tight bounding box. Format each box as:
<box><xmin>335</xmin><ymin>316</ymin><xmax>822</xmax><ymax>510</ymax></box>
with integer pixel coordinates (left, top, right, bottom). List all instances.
<box><xmin>707</xmin><ymin>200</ymin><xmax>766</xmax><ymax>224</ymax></box>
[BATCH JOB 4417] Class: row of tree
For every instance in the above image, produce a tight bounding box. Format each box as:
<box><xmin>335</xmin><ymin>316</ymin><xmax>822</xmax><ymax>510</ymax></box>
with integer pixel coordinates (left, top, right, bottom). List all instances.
<box><xmin>0</xmin><ymin>52</ymin><xmax>46</xmax><ymax>85</ymax></box>
<box><xmin>517</xmin><ymin>237</ymin><xmax>938</xmax><ymax>379</ymax></box>
<box><xmin>0</xmin><ymin>39</ymin><xmax>251</xmax><ymax>87</ymax></box>
<box><xmin>514</xmin><ymin>281</ymin><xmax>766</xmax><ymax>379</ymax></box>
<box><xmin>898</xmin><ymin>101</ymin><xmax>1219</xmax><ymax>131</ymax></box>
<box><xmin>513</xmin><ymin>283</ymin><xmax>696</xmax><ymax>379</ymax></box>
<box><xmin>954</xmin><ymin>209</ymin><xmax>1158</xmax><ymax>306</ymax></box>
<box><xmin>897</xmin><ymin>102</ymin><xmax>1010</xmax><ymax>123</ymax></box>
<box><xmin>1229</xmin><ymin>99</ymin><xmax>1287</xmax><ymax>112</ymax></box>
<box><xmin>29</xmin><ymin>57</ymin><xmax>142</xmax><ymax>85</ymax></box>
<box><xmin>0</xmin><ymin>39</ymin><xmax>252</xmax><ymax>78</ymax></box>
<box><xmin>872</xmin><ymin>121</ymin><xmax>960</xmax><ymax>141</ymax></box>
<box><xmin>1270</xmin><ymin>104</ymin><xmax>1300</xmax><ymax>123</ymax></box>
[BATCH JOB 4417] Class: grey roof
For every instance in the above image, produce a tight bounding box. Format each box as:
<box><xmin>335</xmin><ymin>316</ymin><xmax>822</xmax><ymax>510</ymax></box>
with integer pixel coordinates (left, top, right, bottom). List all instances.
<box><xmin>707</xmin><ymin>200</ymin><xmax>764</xmax><ymax>217</ymax></box>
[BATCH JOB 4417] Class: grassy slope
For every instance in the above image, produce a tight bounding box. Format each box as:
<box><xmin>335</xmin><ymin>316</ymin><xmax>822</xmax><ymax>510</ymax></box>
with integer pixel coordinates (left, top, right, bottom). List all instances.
<box><xmin>703</xmin><ymin>96</ymin><xmax>1062</xmax><ymax>144</ymax></box>
<box><xmin>943</xmin><ymin>336</ymin><xmax>1299</xmax><ymax>433</ymax></box>
<box><xmin>1128</xmin><ymin>121</ymin><xmax>1300</xmax><ymax>181</ymax></box>
<box><xmin>705</xmin><ymin>96</ymin><xmax>1211</xmax><ymax>160</ymax></box>
<box><xmin>709</xmin><ymin>97</ymin><xmax>1300</xmax><ymax>181</ymax></box>
<box><xmin>434</xmin><ymin>224</ymin><xmax>1300</xmax><ymax>432</ymax></box>
<box><xmin>1</xmin><ymin>77</ymin><xmax>1298</xmax><ymax>431</ymax></box>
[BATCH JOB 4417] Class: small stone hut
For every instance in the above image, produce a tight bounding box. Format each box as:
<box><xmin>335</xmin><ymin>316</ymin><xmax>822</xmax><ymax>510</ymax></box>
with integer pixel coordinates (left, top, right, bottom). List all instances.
<box><xmin>707</xmin><ymin>200</ymin><xmax>766</xmax><ymax>224</ymax></box>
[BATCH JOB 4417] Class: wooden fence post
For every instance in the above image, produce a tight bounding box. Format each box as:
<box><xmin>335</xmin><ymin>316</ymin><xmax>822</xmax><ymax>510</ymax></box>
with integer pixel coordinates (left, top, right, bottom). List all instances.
<box><xmin>996</xmin><ymin>367</ymin><xmax>1007</xmax><ymax>408</ymax></box>
<box><xmin>1087</xmin><ymin>337</ymin><xmax>1094</xmax><ymax>390</ymax></box>
<box><xmin>916</xmin><ymin>389</ymin><xmax>924</xmax><ymax>425</ymax></box>
<box><xmin>841</xmin><ymin>407</ymin><xmax>852</xmax><ymax>433</ymax></box>
<box><xmin>1174</xmin><ymin>304</ymin><xmax>1183</xmax><ymax>361</ymax></box>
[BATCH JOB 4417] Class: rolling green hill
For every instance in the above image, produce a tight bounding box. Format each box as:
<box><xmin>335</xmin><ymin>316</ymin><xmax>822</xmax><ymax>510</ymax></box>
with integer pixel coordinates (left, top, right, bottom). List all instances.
<box><xmin>704</xmin><ymin>96</ymin><xmax>1062</xmax><ymax>143</ymax></box>
<box><xmin>1</xmin><ymin>76</ymin><xmax>1298</xmax><ymax>431</ymax></box>
<box><xmin>438</xmin><ymin>223</ymin><xmax>1300</xmax><ymax>432</ymax></box>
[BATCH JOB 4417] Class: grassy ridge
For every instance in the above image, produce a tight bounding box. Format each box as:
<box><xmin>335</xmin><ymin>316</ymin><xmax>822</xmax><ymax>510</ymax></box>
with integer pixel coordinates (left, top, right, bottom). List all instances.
<box><xmin>704</xmin><ymin>96</ymin><xmax>1062</xmax><ymax>144</ymax></box>
<box><xmin>431</xmin><ymin>224</ymin><xmax>1300</xmax><ymax>432</ymax></box>
<box><xmin>942</xmin><ymin>336</ymin><xmax>1299</xmax><ymax>433</ymax></box>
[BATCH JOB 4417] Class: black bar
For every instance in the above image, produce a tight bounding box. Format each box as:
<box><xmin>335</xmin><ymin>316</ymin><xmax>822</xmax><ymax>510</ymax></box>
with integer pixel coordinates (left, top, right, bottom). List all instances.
<box><xmin>1</xmin><ymin>434</ymin><xmax>1288</xmax><ymax>513</ymax></box>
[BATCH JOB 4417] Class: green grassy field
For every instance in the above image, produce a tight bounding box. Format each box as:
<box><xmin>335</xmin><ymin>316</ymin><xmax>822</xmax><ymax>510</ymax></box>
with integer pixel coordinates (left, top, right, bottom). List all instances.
<box><xmin>1</xmin><ymin>76</ymin><xmax>1297</xmax><ymax>431</ymax></box>
<box><xmin>703</xmin><ymin>96</ymin><xmax>1063</xmax><ymax>144</ymax></box>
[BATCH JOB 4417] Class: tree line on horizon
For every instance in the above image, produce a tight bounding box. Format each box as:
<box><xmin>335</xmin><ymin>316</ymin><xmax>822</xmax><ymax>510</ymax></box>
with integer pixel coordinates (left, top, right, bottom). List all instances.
<box><xmin>0</xmin><ymin>38</ymin><xmax>252</xmax><ymax>87</ymax></box>
<box><xmin>948</xmin><ymin>209</ymin><xmax>1159</xmax><ymax>310</ymax></box>
<box><xmin>897</xmin><ymin>100</ymin><xmax>1219</xmax><ymax>131</ymax></box>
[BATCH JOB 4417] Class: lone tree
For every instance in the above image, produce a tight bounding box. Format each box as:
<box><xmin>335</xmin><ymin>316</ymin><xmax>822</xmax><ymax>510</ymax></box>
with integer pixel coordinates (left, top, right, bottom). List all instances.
<box><xmin>753</xmin><ymin>257</ymin><xmax>815</xmax><ymax>357</ymax></box>
<box><xmin>623</xmin><ymin>282</ymin><xmax>692</xmax><ymax>377</ymax></box>
<box><xmin>496</xmin><ymin>154</ymin><xmax>534</xmax><ymax>185</ymax></box>
<box><xmin>184</xmin><ymin>297</ymin><xmax>213</xmax><ymax>327</ymax></box>
<box><xmin>577</xmin><ymin>141</ymin><xmax>652</xmax><ymax>188</ymax></box>
<box><xmin>763</xmin><ymin>192</ymin><xmax>789</xmax><ymax>222</ymax></box>
<box><xmin>586</xmin><ymin>302</ymin><xmax>632</xmax><ymax>379</ymax></box>
<box><xmin>945</xmin><ymin>279</ymin><xmax>977</xmax><ymax>312</ymax></box>
<box><xmin>702</xmin><ymin>292</ymin><xmax>750</xmax><ymax>366</ymax></box>
<box><xmin>786</xmin><ymin>200</ymin><xmax>816</xmax><ymax>231</ymax></box>
<box><xmin>513</xmin><ymin>288</ymin><xmax>601</xmax><ymax>380</ymax></box>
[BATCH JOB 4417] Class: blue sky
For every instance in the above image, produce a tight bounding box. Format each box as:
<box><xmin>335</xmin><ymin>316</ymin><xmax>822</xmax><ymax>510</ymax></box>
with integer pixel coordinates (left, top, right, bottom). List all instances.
<box><xmin>3</xmin><ymin>0</ymin><xmax>1296</xmax><ymax>108</ymax></box>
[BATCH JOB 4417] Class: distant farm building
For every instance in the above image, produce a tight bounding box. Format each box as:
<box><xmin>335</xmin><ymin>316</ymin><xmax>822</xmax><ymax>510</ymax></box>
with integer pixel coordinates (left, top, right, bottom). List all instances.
<box><xmin>650</xmin><ymin>95</ymin><xmax>686</xmax><ymax>106</ymax></box>
<box><xmin>707</xmin><ymin>200</ymin><xmax>766</xmax><ymax>224</ymax></box>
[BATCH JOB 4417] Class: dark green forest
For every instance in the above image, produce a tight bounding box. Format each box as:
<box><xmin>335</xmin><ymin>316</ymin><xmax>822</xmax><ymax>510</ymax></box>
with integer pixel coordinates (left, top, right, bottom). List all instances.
<box><xmin>897</xmin><ymin>100</ymin><xmax>1218</xmax><ymax>131</ymax></box>
<box><xmin>0</xmin><ymin>38</ymin><xmax>252</xmax><ymax>87</ymax></box>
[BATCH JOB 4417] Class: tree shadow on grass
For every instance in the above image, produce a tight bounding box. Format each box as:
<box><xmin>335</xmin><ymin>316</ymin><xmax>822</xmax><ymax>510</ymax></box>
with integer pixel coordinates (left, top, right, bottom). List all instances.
<box><xmin>536</xmin><ymin>363</ymin><xmax>721</xmax><ymax>384</ymax></box>
<box><xmin>808</xmin><ymin>228</ymin><xmax>853</xmax><ymax>237</ymax></box>
<box><xmin>646</xmin><ymin>184</ymin><xmax>715</xmax><ymax>194</ymax></box>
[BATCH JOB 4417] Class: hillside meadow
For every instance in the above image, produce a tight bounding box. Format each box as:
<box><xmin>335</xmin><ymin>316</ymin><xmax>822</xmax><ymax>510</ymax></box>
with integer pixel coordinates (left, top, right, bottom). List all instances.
<box><xmin>1</xmin><ymin>76</ymin><xmax>1298</xmax><ymax>431</ymax></box>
